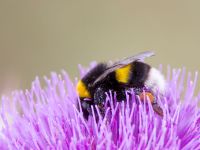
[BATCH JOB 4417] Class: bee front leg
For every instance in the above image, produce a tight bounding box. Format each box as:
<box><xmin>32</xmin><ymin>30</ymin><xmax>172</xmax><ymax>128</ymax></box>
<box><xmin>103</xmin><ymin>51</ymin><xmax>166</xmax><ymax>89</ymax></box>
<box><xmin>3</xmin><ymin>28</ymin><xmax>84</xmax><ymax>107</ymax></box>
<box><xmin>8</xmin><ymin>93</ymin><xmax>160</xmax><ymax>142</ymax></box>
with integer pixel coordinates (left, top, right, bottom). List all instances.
<box><xmin>79</xmin><ymin>100</ymin><xmax>94</xmax><ymax>120</ymax></box>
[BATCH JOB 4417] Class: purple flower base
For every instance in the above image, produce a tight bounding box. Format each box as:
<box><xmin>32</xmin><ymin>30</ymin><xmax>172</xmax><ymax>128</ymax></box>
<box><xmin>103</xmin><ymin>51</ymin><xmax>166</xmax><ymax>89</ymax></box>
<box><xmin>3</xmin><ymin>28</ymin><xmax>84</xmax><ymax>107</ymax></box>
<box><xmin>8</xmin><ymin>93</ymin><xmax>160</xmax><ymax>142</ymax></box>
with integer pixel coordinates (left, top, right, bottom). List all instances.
<box><xmin>0</xmin><ymin>65</ymin><xmax>199</xmax><ymax>149</ymax></box>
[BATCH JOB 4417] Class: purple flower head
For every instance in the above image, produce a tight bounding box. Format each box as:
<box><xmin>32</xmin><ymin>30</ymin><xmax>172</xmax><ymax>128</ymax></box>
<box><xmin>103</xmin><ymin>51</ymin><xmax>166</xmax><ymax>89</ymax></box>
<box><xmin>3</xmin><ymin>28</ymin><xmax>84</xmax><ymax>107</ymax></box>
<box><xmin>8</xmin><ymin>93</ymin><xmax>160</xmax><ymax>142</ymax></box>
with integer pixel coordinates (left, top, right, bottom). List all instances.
<box><xmin>0</xmin><ymin>63</ymin><xmax>199</xmax><ymax>150</ymax></box>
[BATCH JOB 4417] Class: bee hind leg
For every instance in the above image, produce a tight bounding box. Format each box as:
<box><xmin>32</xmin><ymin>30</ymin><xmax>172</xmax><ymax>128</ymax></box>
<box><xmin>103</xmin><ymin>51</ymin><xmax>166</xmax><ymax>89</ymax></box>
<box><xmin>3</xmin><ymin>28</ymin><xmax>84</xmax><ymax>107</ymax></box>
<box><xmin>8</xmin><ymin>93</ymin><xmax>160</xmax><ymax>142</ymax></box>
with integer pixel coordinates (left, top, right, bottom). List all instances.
<box><xmin>152</xmin><ymin>103</ymin><xmax>163</xmax><ymax>117</ymax></box>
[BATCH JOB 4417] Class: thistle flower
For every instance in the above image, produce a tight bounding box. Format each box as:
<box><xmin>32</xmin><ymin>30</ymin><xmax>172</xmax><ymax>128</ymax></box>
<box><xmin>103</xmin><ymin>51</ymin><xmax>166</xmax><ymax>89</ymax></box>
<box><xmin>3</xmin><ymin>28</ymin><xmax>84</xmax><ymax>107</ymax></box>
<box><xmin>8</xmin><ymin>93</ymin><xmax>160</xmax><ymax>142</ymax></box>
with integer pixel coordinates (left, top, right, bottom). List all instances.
<box><xmin>0</xmin><ymin>64</ymin><xmax>199</xmax><ymax>150</ymax></box>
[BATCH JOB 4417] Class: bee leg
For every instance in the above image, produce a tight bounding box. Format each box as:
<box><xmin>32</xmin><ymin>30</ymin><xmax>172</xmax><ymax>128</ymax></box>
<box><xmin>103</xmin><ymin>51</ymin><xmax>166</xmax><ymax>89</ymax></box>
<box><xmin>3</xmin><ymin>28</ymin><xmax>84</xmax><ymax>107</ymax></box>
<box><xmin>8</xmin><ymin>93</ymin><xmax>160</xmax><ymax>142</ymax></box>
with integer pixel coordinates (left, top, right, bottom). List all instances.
<box><xmin>152</xmin><ymin>103</ymin><xmax>163</xmax><ymax>117</ymax></box>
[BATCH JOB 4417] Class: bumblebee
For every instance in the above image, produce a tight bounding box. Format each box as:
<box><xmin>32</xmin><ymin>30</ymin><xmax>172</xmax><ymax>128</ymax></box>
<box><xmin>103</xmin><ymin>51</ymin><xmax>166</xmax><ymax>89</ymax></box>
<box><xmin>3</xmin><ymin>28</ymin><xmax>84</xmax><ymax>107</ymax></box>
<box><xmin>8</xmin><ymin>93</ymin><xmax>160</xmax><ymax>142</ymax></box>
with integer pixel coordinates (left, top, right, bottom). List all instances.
<box><xmin>76</xmin><ymin>51</ymin><xmax>165</xmax><ymax>119</ymax></box>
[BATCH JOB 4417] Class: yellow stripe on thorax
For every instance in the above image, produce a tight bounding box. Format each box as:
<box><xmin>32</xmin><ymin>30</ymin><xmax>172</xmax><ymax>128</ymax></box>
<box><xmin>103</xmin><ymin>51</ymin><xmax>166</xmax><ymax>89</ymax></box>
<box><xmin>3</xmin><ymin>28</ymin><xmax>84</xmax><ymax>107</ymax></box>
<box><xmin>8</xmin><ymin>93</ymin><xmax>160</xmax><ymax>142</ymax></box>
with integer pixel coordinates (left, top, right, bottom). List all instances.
<box><xmin>115</xmin><ymin>64</ymin><xmax>131</xmax><ymax>84</ymax></box>
<box><xmin>76</xmin><ymin>80</ymin><xmax>91</xmax><ymax>98</ymax></box>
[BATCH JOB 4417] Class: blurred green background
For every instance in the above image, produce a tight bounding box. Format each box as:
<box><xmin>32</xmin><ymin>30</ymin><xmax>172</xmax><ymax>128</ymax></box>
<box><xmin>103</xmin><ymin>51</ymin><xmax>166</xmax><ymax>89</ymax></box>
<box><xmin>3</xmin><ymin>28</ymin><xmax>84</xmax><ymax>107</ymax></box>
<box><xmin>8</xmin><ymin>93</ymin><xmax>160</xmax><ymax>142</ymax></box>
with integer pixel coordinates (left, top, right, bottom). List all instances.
<box><xmin>0</xmin><ymin>0</ymin><xmax>199</xmax><ymax>94</ymax></box>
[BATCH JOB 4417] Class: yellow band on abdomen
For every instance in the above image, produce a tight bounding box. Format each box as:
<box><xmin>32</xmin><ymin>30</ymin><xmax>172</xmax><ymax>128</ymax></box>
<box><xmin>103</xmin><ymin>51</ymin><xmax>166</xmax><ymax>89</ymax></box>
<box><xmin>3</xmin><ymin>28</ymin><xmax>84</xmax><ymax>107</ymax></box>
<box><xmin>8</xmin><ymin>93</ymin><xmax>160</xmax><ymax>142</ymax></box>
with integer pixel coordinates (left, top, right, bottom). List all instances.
<box><xmin>115</xmin><ymin>64</ymin><xmax>131</xmax><ymax>84</ymax></box>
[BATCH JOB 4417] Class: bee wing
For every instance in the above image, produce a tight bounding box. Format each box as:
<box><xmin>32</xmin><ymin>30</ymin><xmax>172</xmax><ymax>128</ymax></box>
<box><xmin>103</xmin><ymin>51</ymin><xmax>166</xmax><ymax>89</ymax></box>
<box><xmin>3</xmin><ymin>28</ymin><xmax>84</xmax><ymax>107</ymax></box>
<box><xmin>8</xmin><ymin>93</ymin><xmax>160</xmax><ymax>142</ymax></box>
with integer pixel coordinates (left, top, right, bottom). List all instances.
<box><xmin>93</xmin><ymin>51</ymin><xmax>155</xmax><ymax>85</ymax></box>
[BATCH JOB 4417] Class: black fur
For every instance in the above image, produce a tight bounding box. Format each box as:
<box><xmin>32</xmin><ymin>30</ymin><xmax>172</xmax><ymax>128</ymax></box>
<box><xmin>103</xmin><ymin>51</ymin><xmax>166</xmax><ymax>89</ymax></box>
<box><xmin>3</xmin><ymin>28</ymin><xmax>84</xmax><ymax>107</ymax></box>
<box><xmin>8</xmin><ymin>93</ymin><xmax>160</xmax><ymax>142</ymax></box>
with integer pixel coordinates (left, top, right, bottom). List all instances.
<box><xmin>128</xmin><ymin>61</ymin><xmax>150</xmax><ymax>87</ymax></box>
